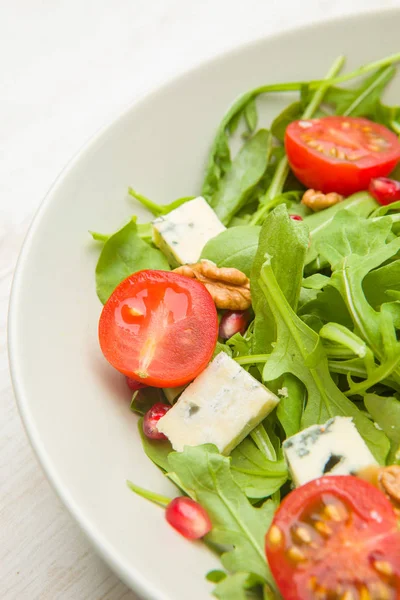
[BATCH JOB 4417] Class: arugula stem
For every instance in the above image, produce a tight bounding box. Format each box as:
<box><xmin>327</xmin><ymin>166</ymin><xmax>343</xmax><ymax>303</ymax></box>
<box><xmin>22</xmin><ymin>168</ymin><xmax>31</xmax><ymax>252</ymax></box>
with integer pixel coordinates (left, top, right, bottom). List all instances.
<box><xmin>235</xmin><ymin>354</ymin><xmax>269</xmax><ymax>365</ymax></box>
<box><xmin>345</xmin><ymin>352</ymin><xmax>400</xmax><ymax>397</ymax></box>
<box><xmin>126</xmin><ymin>480</ymin><xmax>171</xmax><ymax>507</ymax></box>
<box><xmin>324</xmin><ymin>346</ymin><xmax>357</xmax><ymax>359</ymax></box>
<box><xmin>250</xmin><ymin>424</ymin><xmax>276</xmax><ymax>461</ymax></box>
<box><xmin>250</xmin><ymin>56</ymin><xmax>345</xmax><ymax>225</ymax></box>
<box><xmin>128</xmin><ymin>187</ymin><xmax>163</xmax><ymax>216</ymax></box>
<box><xmin>328</xmin><ymin>360</ymin><xmax>400</xmax><ymax>393</ymax></box>
<box><xmin>319</xmin><ymin>323</ymin><xmax>368</xmax><ymax>358</ymax></box>
<box><xmin>89</xmin><ymin>231</ymin><xmax>110</xmax><ymax>242</ymax></box>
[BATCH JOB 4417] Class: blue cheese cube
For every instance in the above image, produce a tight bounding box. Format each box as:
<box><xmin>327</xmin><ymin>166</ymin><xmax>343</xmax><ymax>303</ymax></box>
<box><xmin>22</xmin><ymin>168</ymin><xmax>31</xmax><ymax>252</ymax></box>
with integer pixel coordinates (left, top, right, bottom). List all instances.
<box><xmin>156</xmin><ymin>352</ymin><xmax>279</xmax><ymax>455</ymax></box>
<box><xmin>152</xmin><ymin>197</ymin><xmax>225</xmax><ymax>267</ymax></box>
<box><xmin>283</xmin><ymin>416</ymin><xmax>378</xmax><ymax>487</ymax></box>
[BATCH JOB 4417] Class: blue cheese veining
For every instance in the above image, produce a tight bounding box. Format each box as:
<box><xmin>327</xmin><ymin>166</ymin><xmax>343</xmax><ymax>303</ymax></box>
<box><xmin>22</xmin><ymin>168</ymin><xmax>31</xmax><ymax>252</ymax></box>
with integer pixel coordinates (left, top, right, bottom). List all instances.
<box><xmin>283</xmin><ymin>416</ymin><xmax>378</xmax><ymax>487</ymax></box>
<box><xmin>156</xmin><ymin>352</ymin><xmax>279</xmax><ymax>455</ymax></box>
<box><xmin>152</xmin><ymin>197</ymin><xmax>225</xmax><ymax>267</ymax></box>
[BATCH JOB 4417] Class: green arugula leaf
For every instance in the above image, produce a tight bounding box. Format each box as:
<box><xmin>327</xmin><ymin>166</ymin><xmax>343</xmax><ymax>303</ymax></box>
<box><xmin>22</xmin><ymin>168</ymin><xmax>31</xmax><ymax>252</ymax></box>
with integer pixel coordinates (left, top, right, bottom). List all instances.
<box><xmin>210</xmin><ymin>130</ymin><xmax>271</xmax><ymax>225</ymax></box>
<box><xmin>270</xmin><ymin>102</ymin><xmax>302</xmax><ymax>141</ymax></box>
<box><xmin>250</xmin><ymin>205</ymin><xmax>309</xmax><ymax>354</ymax></box>
<box><xmin>95</xmin><ymin>218</ymin><xmax>170</xmax><ymax>303</ymax></box>
<box><xmin>276</xmin><ymin>374</ymin><xmax>305</xmax><ymax>438</ymax></box>
<box><xmin>316</xmin><ymin>212</ymin><xmax>400</xmax><ymax>380</ymax></box>
<box><xmin>168</xmin><ymin>445</ymin><xmax>276</xmax><ymax>583</ymax></box>
<box><xmin>230</xmin><ymin>438</ymin><xmax>287</xmax><ymax>499</ymax></box>
<box><xmin>363</xmin><ymin>261</ymin><xmax>400</xmax><ymax>309</ymax></box>
<box><xmin>364</xmin><ymin>394</ymin><xmax>400</xmax><ymax>464</ymax></box>
<box><xmin>130</xmin><ymin>388</ymin><xmax>165</xmax><ymax>416</ymax></box>
<box><xmin>201</xmin><ymin>226</ymin><xmax>261</xmax><ymax>277</ymax></box>
<box><xmin>128</xmin><ymin>188</ymin><xmax>194</xmax><ymax>216</ymax></box>
<box><xmin>332</xmin><ymin>66</ymin><xmax>395</xmax><ymax>116</ymax></box>
<box><xmin>258</xmin><ymin>256</ymin><xmax>390</xmax><ymax>463</ymax></box>
<box><xmin>138</xmin><ymin>419</ymin><xmax>172</xmax><ymax>472</ymax></box>
<box><xmin>213</xmin><ymin>572</ymin><xmax>264</xmax><ymax>600</ymax></box>
<box><xmin>244</xmin><ymin>99</ymin><xmax>258</xmax><ymax>133</ymax></box>
<box><xmin>304</xmin><ymin>192</ymin><xmax>378</xmax><ymax>268</ymax></box>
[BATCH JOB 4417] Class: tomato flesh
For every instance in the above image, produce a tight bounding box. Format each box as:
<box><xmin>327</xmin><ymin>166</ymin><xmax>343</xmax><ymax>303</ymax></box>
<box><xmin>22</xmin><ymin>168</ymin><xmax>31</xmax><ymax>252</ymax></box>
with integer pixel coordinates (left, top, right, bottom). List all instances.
<box><xmin>99</xmin><ymin>270</ymin><xmax>218</xmax><ymax>387</ymax></box>
<box><xmin>285</xmin><ymin>117</ymin><xmax>400</xmax><ymax>196</ymax></box>
<box><xmin>265</xmin><ymin>476</ymin><xmax>400</xmax><ymax>600</ymax></box>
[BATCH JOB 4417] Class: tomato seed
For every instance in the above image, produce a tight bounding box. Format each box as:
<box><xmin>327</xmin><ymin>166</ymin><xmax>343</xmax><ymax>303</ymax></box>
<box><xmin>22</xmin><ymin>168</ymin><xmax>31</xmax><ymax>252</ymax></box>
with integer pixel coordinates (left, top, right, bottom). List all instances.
<box><xmin>341</xmin><ymin>591</ymin><xmax>356</xmax><ymax>600</ymax></box>
<box><xmin>314</xmin><ymin>521</ymin><xmax>332</xmax><ymax>537</ymax></box>
<box><xmin>268</xmin><ymin>524</ymin><xmax>283</xmax><ymax>546</ymax></box>
<box><xmin>359</xmin><ymin>586</ymin><xmax>371</xmax><ymax>600</ymax></box>
<box><xmin>293</xmin><ymin>526</ymin><xmax>312</xmax><ymax>544</ymax></box>
<box><xmin>287</xmin><ymin>546</ymin><xmax>307</xmax><ymax>562</ymax></box>
<box><xmin>373</xmin><ymin>560</ymin><xmax>394</xmax><ymax>577</ymax></box>
<box><xmin>324</xmin><ymin>503</ymin><xmax>346</xmax><ymax>521</ymax></box>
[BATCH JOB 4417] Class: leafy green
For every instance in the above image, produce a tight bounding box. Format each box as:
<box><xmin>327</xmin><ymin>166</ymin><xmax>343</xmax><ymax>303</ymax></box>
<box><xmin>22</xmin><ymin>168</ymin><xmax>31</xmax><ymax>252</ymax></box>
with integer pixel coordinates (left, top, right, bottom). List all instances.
<box><xmin>210</xmin><ymin>130</ymin><xmax>271</xmax><ymax>225</ymax></box>
<box><xmin>138</xmin><ymin>419</ymin><xmax>172</xmax><ymax>472</ymax></box>
<box><xmin>363</xmin><ymin>261</ymin><xmax>400</xmax><ymax>310</ymax></box>
<box><xmin>128</xmin><ymin>187</ymin><xmax>194</xmax><ymax>216</ymax></box>
<box><xmin>168</xmin><ymin>445</ymin><xmax>276</xmax><ymax>583</ymax></box>
<box><xmin>258</xmin><ymin>256</ymin><xmax>390</xmax><ymax>463</ymax></box>
<box><xmin>230</xmin><ymin>438</ymin><xmax>287</xmax><ymax>499</ymax></box>
<box><xmin>213</xmin><ymin>572</ymin><xmax>263</xmax><ymax>600</ymax></box>
<box><xmin>276</xmin><ymin>374</ymin><xmax>305</xmax><ymax>438</ymax></box>
<box><xmin>250</xmin><ymin>205</ymin><xmax>309</xmax><ymax>353</ymax></box>
<box><xmin>304</xmin><ymin>192</ymin><xmax>378</xmax><ymax>268</ymax></box>
<box><xmin>316</xmin><ymin>212</ymin><xmax>400</xmax><ymax>385</ymax></box>
<box><xmin>364</xmin><ymin>394</ymin><xmax>400</xmax><ymax>463</ymax></box>
<box><xmin>270</xmin><ymin>102</ymin><xmax>302</xmax><ymax>141</ymax></box>
<box><xmin>95</xmin><ymin>218</ymin><xmax>170</xmax><ymax>303</ymax></box>
<box><xmin>201</xmin><ymin>226</ymin><xmax>261</xmax><ymax>277</ymax></box>
<box><xmin>126</xmin><ymin>480</ymin><xmax>171</xmax><ymax>507</ymax></box>
<box><xmin>329</xmin><ymin>66</ymin><xmax>395</xmax><ymax>117</ymax></box>
<box><xmin>130</xmin><ymin>387</ymin><xmax>165</xmax><ymax>415</ymax></box>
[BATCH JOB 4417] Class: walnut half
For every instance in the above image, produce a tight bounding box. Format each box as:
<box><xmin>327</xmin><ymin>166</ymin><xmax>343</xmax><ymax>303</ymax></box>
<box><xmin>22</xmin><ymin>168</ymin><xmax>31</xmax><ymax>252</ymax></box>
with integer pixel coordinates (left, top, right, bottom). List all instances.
<box><xmin>174</xmin><ymin>260</ymin><xmax>251</xmax><ymax>310</ymax></box>
<box><xmin>301</xmin><ymin>188</ymin><xmax>344</xmax><ymax>211</ymax></box>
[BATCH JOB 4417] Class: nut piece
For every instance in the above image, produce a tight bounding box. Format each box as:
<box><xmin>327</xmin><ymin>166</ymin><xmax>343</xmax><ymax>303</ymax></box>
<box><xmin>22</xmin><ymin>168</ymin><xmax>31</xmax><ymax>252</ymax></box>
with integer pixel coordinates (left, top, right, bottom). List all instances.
<box><xmin>379</xmin><ymin>465</ymin><xmax>400</xmax><ymax>510</ymax></box>
<box><xmin>174</xmin><ymin>260</ymin><xmax>251</xmax><ymax>310</ymax></box>
<box><xmin>301</xmin><ymin>188</ymin><xmax>344</xmax><ymax>211</ymax></box>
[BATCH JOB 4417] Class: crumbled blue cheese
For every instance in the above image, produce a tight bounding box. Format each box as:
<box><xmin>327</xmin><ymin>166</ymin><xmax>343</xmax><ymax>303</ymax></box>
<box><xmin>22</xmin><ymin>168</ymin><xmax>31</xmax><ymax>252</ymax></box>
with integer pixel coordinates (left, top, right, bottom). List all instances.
<box><xmin>156</xmin><ymin>352</ymin><xmax>279</xmax><ymax>455</ymax></box>
<box><xmin>283</xmin><ymin>416</ymin><xmax>378</xmax><ymax>487</ymax></box>
<box><xmin>152</xmin><ymin>197</ymin><xmax>225</xmax><ymax>266</ymax></box>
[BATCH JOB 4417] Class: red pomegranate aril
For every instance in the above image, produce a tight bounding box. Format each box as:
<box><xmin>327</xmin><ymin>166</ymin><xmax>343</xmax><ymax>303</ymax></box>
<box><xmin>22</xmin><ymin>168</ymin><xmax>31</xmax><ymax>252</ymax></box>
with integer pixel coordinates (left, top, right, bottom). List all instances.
<box><xmin>219</xmin><ymin>310</ymin><xmax>250</xmax><ymax>340</ymax></box>
<box><xmin>126</xmin><ymin>376</ymin><xmax>147</xmax><ymax>391</ymax></box>
<box><xmin>143</xmin><ymin>403</ymin><xmax>170</xmax><ymax>439</ymax></box>
<box><xmin>369</xmin><ymin>177</ymin><xmax>400</xmax><ymax>206</ymax></box>
<box><xmin>290</xmin><ymin>214</ymin><xmax>303</xmax><ymax>221</ymax></box>
<box><xmin>165</xmin><ymin>497</ymin><xmax>212</xmax><ymax>539</ymax></box>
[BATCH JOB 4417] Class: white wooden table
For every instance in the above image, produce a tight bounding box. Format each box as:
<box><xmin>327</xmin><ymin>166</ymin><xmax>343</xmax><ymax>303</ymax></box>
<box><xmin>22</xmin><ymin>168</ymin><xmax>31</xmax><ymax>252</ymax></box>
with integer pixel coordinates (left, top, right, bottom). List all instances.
<box><xmin>1</xmin><ymin>1</ymin><xmax>397</xmax><ymax>598</ymax></box>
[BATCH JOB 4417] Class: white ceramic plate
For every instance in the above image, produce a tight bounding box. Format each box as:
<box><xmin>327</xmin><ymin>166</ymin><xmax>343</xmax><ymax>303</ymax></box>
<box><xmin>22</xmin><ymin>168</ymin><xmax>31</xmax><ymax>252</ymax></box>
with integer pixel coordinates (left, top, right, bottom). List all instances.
<box><xmin>9</xmin><ymin>9</ymin><xmax>400</xmax><ymax>600</ymax></box>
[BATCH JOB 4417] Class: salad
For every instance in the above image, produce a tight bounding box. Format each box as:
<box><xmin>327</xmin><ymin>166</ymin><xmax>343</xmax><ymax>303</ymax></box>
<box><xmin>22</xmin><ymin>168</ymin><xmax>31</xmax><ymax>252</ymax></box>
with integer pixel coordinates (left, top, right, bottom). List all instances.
<box><xmin>91</xmin><ymin>52</ymin><xmax>400</xmax><ymax>600</ymax></box>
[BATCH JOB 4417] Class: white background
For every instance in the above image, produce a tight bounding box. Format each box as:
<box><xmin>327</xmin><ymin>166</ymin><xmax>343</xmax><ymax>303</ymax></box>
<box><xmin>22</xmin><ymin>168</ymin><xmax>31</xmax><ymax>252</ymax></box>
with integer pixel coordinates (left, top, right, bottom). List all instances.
<box><xmin>1</xmin><ymin>1</ymin><xmax>399</xmax><ymax>598</ymax></box>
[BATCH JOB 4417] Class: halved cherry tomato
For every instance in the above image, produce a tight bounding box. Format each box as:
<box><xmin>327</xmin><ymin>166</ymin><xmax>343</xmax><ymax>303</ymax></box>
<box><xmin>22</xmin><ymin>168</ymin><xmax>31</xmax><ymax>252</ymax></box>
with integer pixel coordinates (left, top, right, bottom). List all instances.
<box><xmin>265</xmin><ymin>476</ymin><xmax>400</xmax><ymax>600</ymax></box>
<box><xmin>99</xmin><ymin>270</ymin><xmax>218</xmax><ymax>387</ymax></box>
<box><xmin>285</xmin><ymin>116</ymin><xmax>400</xmax><ymax>196</ymax></box>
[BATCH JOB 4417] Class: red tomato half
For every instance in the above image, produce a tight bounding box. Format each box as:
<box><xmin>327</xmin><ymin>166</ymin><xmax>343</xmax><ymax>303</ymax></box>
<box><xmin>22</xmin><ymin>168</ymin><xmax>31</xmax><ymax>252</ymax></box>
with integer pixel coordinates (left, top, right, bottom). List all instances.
<box><xmin>265</xmin><ymin>476</ymin><xmax>400</xmax><ymax>600</ymax></box>
<box><xmin>99</xmin><ymin>270</ymin><xmax>218</xmax><ymax>387</ymax></box>
<box><xmin>285</xmin><ymin>116</ymin><xmax>400</xmax><ymax>195</ymax></box>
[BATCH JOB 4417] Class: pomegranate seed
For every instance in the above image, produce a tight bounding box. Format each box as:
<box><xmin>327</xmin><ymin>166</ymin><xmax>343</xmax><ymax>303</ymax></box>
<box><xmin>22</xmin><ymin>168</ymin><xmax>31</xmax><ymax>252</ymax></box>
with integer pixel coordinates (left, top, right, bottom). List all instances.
<box><xmin>219</xmin><ymin>310</ymin><xmax>250</xmax><ymax>340</ymax></box>
<box><xmin>126</xmin><ymin>376</ymin><xmax>146</xmax><ymax>391</ymax></box>
<box><xmin>143</xmin><ymin>403</ymin><xmax>170</xmax><ymax>439</ymax></box>
<box><xmin>369</xmin><ymin>177</ymin><xmax>400</xmax><ymax>206</ymax></box>
<box><xmin>290</xmin><ymin>214</ymin><xmax>303</xmax><ymax>221</ymax></box>
<box><xmin>165</xmin><ymin>497</ymin><xmax>212</xmax><ymax>539</ymax></box>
